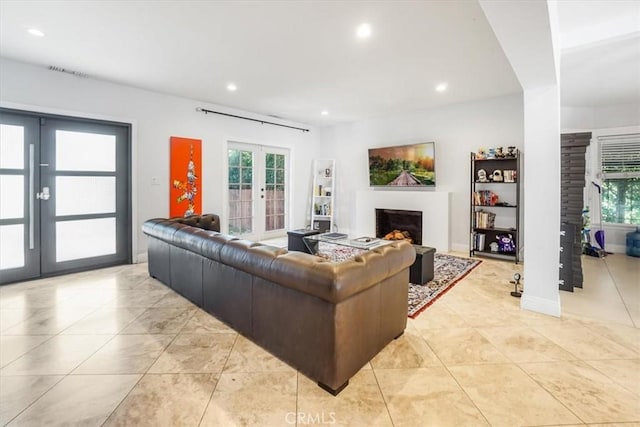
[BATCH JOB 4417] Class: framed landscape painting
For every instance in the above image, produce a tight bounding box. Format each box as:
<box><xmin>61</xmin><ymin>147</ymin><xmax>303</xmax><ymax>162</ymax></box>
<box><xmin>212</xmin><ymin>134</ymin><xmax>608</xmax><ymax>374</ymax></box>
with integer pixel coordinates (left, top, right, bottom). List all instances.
<box><xmin>368</xmin><ymin>141</ymin><xmax>436</xmax><ymax>187</ymax></box>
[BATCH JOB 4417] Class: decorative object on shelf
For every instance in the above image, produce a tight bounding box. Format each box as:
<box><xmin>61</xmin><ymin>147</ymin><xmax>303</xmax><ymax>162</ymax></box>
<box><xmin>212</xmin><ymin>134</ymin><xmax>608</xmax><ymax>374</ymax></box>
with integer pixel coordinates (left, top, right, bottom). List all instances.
<box><xmin>492</xmin><ymin>170</ymin><xmax>503</xmax><ymax>182</ymax></box>
<box><xmin>506</xmin><ymin>146</ymin><xmax>517</xmax><ymax>158</ymax></box>
<box><xmin>477</xmin><ymin>169</ymin><xmax>489</xmax><ymax>182</ymax></box>
<box><xmin>497</xmin><ymin>234</ymin><xmax>516</xmax><ymax>253</ymax></box>
<box><xmin>170</xmin><ymin>136</ymin><xmax>202</xmax><ymax>217</ymax></box>
<box><xmin>503</xmin><ymin>170</ymin><xmax>516</xmax><ymax>182</ymax></box>
<box><xmin>475</xmin><ymin>148</ymin><xmax>487</xmax><ymax>160</ymax></box>
<box><xmin>487</xmin><ymin>147</ymin><xmax>496</xmax><ymax>159</ymax></box>
<box><xmin>495</xmin><ymin>146</ymin><xmax>505</xmax><ymax>158</ymax></box>
<box><xmin>489</xmin><ymin>242</ymin><xmax>499</xmax><ymax>252</ymax></box>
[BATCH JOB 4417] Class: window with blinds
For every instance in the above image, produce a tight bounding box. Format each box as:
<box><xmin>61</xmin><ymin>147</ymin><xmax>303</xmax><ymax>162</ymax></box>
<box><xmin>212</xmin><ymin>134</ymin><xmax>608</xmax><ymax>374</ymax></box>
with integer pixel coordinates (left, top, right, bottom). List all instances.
<box><xmin>599</xmin><ymin>133</ymin><xmax>640</xmax><ymax>225</ymax></box>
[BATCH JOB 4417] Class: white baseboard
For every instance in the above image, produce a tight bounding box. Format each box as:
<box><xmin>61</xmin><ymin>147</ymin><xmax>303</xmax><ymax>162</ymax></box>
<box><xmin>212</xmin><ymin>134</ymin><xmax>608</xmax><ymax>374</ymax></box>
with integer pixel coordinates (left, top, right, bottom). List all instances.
<box><xmin>521</xmin><ymin>293</ymin><xmax>561</xmax><ymax>317</ymax></box>
<box><xmin>603</xmin><ymin>244</ymin><xmax>626</xmax><ymax>254</ymax></box>
<box><xmin>451</xmin><ymin>243</ymin><xmax>469</xmax><ymax>253</ymax></box>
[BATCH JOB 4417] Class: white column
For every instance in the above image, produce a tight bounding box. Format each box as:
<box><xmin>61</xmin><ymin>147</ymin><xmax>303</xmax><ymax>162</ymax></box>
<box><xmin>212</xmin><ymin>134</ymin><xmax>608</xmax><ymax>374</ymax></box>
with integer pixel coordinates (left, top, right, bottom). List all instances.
<box><xmin>480</xmin><ymin>0</ymin><xmax>562</xmax><ymax>316</ymax></box>
<box><xmin>521</xmin><ymin>85</ymin><xmax>561</xmax><ymax>316</ymax></box>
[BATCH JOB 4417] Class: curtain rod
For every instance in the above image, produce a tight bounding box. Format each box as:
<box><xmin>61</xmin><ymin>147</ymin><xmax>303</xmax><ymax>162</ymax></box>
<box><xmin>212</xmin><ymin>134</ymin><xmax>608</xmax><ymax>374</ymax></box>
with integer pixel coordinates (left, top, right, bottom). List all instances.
<box><xmin>196</xmin><ymin>107</ymin><xmax>309</xmax><ymax>132</ymax></box>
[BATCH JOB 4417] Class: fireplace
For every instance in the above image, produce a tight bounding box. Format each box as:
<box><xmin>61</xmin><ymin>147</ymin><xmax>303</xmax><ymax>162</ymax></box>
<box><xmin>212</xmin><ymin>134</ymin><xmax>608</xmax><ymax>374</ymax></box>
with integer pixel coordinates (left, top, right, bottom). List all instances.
<box><xmin>375</xmin><ymin>209</ymin><xmax>422</xmax><ymax>245</ymax></box>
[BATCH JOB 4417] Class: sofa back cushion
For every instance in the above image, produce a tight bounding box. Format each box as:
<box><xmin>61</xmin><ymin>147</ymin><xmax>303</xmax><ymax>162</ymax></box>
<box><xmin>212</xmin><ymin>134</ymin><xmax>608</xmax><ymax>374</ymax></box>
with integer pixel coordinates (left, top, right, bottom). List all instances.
<box><xmin>170</xmin><ymin>214</ymin><xmax>220</xmax><ymax>231</ymax></box>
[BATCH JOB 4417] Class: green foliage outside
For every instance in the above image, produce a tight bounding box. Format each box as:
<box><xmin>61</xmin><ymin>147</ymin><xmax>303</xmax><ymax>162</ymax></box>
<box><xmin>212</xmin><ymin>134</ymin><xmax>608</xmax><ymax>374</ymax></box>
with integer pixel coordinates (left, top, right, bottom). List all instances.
<box><xmin>601</xmin><ymin>151</ymin><xmax>640</xmax><ymax>224</ymax></box>
<box><xmin>602</xmin><ymin>177</ymin><xmax>640</xmax><ymax>224</ymax></box>
<box><xmin>228</xmin><ymin>149</ymin><xmax>253</xmax><ymax>186</ymax></box>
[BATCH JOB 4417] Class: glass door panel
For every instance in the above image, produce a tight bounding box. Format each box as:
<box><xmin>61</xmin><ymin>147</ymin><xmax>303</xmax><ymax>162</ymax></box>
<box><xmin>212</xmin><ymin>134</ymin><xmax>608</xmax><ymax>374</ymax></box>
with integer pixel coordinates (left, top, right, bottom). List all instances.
<box><xmin>228</xmin><ymin>148</ymin><xmax>254</xmax><ymax>237</ymax></box>
<box><xmin>55</xmin><ymin>130</ymin><xmax>116</xmax><ymax>171</ymax></box>
<box><xmin>0</xmin><ymin>224</ymin><xmax>25</xmax><ymax>269</ymax></box>
<box><xmin>264</xmin><ymin>152</ymin><xmax>286</xmax><ymax>233</ymax></box>
<box><xmin>0</xmin><ymin>175</ymin><xmax>24</xmax><ymax>218</ymax></box>
<box><xmin>55</xmin><ymin>176</ymin><xmax>116</xmax><ymax>216</ymax></box>
<box><xmin>0</xmin><ymin>115</ymin><xmax>40</xmax><ymax>284</ymax></box>
<box><xmin>56</xmin><ymin>218</ymin><xmax>116</xmax><ymax>262</ymax></box>
<box><xmin>0</xmin><ymin>124</ymin><xmax>24</xmax><ymax>168</ymax></box>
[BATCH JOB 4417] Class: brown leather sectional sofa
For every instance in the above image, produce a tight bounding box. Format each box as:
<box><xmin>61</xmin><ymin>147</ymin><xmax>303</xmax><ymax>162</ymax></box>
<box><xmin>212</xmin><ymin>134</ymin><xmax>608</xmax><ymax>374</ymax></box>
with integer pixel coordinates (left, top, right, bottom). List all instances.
<box><xmin>142</xmin><ymin>214</ymin><xmax>415</xmax><ymax>394</ymax></box>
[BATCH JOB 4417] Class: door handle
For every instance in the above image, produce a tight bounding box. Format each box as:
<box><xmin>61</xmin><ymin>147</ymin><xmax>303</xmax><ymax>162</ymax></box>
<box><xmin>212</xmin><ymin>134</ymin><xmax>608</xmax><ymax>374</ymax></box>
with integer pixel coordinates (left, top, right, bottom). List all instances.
<box><xmin>29</xmin><ymin>144</ymin><xmax>34</xmax><ymax>249</ymax></box>
<box><xmin>36</xmin><ymin>187</ymin><xmax>50</xmax><ymax>200</ymax></box>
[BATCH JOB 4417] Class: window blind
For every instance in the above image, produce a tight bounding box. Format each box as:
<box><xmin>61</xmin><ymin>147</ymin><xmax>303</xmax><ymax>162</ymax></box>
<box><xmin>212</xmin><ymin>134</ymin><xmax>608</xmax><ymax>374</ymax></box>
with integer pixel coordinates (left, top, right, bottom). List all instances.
<box><xmin>600</xmin><ymin>133</ymin><xmax>640</xmax><ymax>177</ymax></box>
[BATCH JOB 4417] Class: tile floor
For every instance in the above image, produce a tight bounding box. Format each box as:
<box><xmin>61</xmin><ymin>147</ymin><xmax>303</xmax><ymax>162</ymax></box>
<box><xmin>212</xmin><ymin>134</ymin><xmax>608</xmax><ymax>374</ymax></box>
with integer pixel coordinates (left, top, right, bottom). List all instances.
<box><xmin>0</xmin><ymin>253</ymin><xmax>638</xmax><ymax>426</ymax></box>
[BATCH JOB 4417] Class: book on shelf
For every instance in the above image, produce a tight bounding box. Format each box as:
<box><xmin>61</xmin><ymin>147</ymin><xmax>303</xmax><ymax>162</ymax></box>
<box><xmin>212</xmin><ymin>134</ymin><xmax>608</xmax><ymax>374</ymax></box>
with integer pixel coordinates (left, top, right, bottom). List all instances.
<box><xmin>474</xmin><ymin>233</ymin><xmax>486</xmax><ymax>251</ymax></box>
<box><xmin>474</xmin><ymin>210</ymin><xmax>496</xmax><ymax>229</ymax></box>
<box><xmin>473</xmin><ymin>190</ymin><xmax>499</xmax><ymax>206</ymax></box>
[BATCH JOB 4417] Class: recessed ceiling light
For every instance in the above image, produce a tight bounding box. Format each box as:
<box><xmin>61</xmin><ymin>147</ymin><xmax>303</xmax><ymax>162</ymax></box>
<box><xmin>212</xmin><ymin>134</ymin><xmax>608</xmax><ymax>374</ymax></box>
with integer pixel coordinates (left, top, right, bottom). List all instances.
<box><xmin>27</xmin><ymin>28</ymin><xmax>45</xmax><ymax>37</ymax></box>
<box><xmin>356</xmin><ymin>23</ymin><xmax>372</xmax><ymax>39</ymax></box>
<box><xmin>226</xmin><ymin>83</ymin><xmax>237</xmax><ymax>92</ymax></box>
<box><xmin>435</xmin><ymin>83</ymin><xmax>448</xmax><ymax>92</ymax></box>
<box><xmin>321</xmin><ymin>110</ymin><xmax>329</xmax><ymax>116</ymax></box>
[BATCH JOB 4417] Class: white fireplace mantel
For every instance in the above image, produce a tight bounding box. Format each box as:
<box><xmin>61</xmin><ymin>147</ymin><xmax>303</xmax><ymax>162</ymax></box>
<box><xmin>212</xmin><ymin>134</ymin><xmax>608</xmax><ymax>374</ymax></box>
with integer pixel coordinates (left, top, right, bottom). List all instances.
<box><xmin>355</xmin><ymin>190</ymin><xmax>451</xmax><ymax>252</ymax></box>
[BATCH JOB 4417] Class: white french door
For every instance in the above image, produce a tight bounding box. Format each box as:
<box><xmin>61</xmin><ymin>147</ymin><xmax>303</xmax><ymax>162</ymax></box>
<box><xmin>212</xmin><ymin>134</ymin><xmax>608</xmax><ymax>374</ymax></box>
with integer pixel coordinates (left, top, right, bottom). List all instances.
<box><xmin>226</xmin><ymin>142</ymin><xmax>289</xmax><ymax>241</ymax></box>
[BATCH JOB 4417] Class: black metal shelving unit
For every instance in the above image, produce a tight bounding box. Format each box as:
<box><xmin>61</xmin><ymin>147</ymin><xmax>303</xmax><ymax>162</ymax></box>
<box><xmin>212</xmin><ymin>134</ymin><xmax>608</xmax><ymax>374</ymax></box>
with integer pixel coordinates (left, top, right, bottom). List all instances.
<box><xmin>469</xmin><ymin>150</ymin><xmax>521</xmax><ymax>263</ymax></box>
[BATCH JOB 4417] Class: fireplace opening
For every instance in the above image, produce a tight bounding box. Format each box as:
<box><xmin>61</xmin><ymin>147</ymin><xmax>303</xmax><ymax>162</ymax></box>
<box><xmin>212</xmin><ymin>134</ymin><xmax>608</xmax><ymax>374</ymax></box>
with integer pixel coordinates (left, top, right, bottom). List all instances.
<box><xmin>375</xmin><ymin>209</ymin><xmax>422</xmax><ymax>246</ymax></box>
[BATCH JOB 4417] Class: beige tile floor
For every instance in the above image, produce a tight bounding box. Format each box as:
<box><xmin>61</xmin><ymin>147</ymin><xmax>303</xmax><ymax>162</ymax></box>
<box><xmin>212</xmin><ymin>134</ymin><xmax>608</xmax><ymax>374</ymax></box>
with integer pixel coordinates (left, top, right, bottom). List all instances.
<box><xmin>0</xmin><ymin>254</ymin><xmax>638</xmax><ymax>426</ymax></box>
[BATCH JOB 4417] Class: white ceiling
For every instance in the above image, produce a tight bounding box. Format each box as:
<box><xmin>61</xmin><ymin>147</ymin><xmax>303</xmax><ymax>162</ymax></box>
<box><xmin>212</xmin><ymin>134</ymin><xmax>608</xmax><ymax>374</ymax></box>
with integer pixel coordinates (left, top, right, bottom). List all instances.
<box><xmin>0</xmin><ymin>1</ymin><xmax>637</xmax><ymax>124</ymax></box>
<box><xmin>557</xmin><ymin>0</ymin><xmax>640</xmax><ymax>108</ymax></box>
<box><xmin>0</xmin><ymin>0</ymin><xmax>522</xmax><ymax>126</ymax></box>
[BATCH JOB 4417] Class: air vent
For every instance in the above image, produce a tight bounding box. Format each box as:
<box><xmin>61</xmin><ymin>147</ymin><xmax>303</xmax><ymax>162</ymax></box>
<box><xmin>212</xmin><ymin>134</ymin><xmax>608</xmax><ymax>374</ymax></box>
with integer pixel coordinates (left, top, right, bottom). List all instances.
<box><xmin>48</xmin><ymin>65</ymin><xmax>88</xmax><ymax>78</ymax></box>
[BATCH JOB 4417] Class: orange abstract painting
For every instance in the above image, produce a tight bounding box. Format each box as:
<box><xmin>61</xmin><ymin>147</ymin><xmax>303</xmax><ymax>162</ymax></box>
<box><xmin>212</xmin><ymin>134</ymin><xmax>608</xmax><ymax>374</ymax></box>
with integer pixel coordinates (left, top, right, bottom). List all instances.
<box><xmin>170</xmin><ymin>136</ymin><xmax>201</xmax><ymax>217</ymax></box>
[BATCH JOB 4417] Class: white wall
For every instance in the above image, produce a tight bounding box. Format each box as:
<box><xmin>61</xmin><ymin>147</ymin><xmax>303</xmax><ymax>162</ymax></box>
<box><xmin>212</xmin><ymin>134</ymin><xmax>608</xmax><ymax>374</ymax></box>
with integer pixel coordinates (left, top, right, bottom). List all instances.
<box><xmin>562</xmin><ymin>104</ymin><xmax>640</xmax><ymax>130</ymax></box>
<box><xmin>0</xmin><ymin>58</ymin><xmax>319</xmax><ymax>259</ymax></box>
<box><xmin>318</xmin><ymin>94</ymin><xmax>524</xmax><ymax>252</ymax></box>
